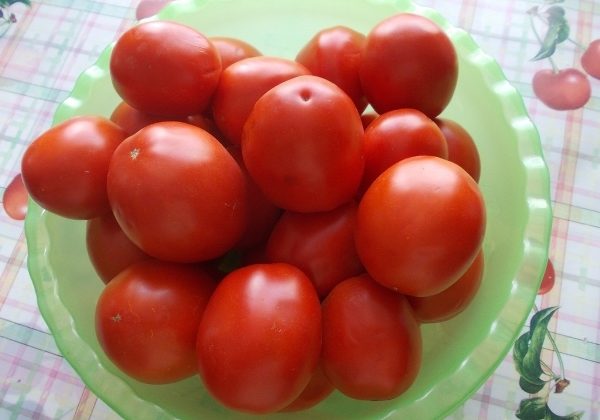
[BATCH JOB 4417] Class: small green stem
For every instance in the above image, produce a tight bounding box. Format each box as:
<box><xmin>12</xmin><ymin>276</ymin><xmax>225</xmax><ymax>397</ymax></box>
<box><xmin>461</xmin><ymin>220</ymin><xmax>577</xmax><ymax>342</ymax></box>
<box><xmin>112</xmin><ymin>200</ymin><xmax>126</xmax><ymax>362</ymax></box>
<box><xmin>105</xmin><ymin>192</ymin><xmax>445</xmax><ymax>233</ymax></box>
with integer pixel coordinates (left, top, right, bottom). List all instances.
<box><xmin>546</xmin><ymin>331</ymin><xmax>566</xmax><ymax>380</ymax></box>
<box><xmin>567</xmin><ymin>37</ymin><xmax>587</xmax><ymax>50</ymax></box>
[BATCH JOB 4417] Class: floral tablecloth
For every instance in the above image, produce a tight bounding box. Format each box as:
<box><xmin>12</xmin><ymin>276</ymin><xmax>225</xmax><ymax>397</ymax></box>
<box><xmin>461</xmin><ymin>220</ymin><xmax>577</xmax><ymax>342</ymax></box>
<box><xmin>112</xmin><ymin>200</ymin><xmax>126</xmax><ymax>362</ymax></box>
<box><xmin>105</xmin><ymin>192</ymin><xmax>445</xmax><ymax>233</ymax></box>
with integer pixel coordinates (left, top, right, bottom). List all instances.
<box><xmin>0</xmin><ymin>0</ymin><xmax>598</xmax><ymax>418</ymax></box>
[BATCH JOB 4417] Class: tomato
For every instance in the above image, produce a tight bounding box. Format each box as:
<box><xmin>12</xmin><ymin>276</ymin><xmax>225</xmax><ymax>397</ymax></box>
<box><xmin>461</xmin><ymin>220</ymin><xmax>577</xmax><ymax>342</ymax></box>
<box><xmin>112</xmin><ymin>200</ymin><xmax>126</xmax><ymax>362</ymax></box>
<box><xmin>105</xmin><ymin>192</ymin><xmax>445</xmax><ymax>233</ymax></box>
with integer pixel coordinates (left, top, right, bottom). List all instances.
<box><xmin>280</xmin><ymin>362</ymin><xmax>334</xmax><ymax>412</ymax></box>
<box><xmin>95</xmin><ymin>260</ymin><xmax>216</xmax><ymax>384</ymax></box>
<box><xmin>242</xmin><ymin>75</ymin><xmax>365</xmax><ymax>212</ymax></box>
<box><xmin>355</xmin><ymin>156</ymin><xmax>486</xmax><ymax>297</ymax></box>
<box><xmin>86</xmin><ymin>212</ymin><xmax>150</xmax><ymax>284</ymax></box>
<box><xmin>538</xmin><ymin>258</ymin><xmax>555</xmax><ymax>295</ymax></box>
<box><xmin>360</xmin><ymin>13</ymin><xmax>458</xmax><ymax>118</ymax></box>
<box><xmin>110</xmin><ymin>21</ymin><xmax>221</xmax><ymax>117</ymax></box>
<box><xmin>266</xmin><ymin>201</ymin><xmax>363</xmax><ymax>299</ymax></box>
<box><xmin>407</xmin><ymin>250</ymin><xmax>484</xmax><ymax>323</ymax></box>
<box><xmin>21</xmin><ymin>116</ymin><xmax>126</xmax><ymax>220</ymax></box>
<box><xmin>210</xmin><ymin>36</ymin><xmax>261</xmax><ymax>69</ymax></box>
<box><xmin>211</xmin><ymin>56</ymin><xmax>310</xmax><ymax>145</ymax></box>
<box><xmin>435</xmin><ymin>118</ymin><xmax>481</xmax><ymax>182</ymax></box>
<box><xmin>321</xmin><ymin>274</ymin><xmax>422</xmax><ymax>400</ymax></box>
<box><xmin>296</xmin><ymin>26</ymin><xmax>367</xmax><ymax>112</ymax></box>
<box><xmin>107</xmin><ymin>121</ymin><xmax>247</xmax><ymax>263</ymax></box>
<box><xmin>361</xmin><ymin>108</ymin><xmax>448</xmax><ymax>192</ymax></box>
<box><xmin>196</xmin><ymin>263</ymin><xmax>322</xmax><ymax>414</ymax></box>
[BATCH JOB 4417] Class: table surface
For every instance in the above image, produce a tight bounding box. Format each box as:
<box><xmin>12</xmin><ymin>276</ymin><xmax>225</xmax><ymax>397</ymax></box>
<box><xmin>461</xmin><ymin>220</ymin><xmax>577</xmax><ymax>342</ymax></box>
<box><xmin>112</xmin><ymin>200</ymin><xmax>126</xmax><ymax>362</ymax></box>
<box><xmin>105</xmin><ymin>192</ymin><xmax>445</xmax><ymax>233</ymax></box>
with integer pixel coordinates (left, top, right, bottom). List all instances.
<box><xmin>0</xmin><ymin>0</ymin><xmax>599</xmax><ymax>419</ymax></box>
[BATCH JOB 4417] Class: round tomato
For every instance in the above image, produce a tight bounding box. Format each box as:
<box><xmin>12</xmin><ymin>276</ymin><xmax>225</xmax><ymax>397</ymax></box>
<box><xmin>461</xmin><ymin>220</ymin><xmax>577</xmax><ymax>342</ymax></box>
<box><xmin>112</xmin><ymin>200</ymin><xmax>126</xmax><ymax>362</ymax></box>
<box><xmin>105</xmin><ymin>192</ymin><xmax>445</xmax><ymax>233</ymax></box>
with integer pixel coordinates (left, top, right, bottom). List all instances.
<box><xmin>196</xmin><ymin>263</ymin><xmax>322</xmax><ymax>414</ymax></box>
<box><xmin>210</xmin><ymin>36</ymin><xmax>261</xmax><ymax>69</ymax></box>
<box><xmin>242</xmin><ymin>75</ymin><xmax>365</xmax><ymax>212</ymax></box>
<box><xmin>21</xmin><ymin>116</ymin><xmax>126</xmax><ymax>219</ymax></box>
<box><xmin>110</xmin><ymin>21</ymin><xmax>221</xmax><ymax>117</ymax></box>
<box><xmin>355</xmin><ymin>156</ymin><xmax>486</xmax><ymax>297</ymax></box>
<box><xmin>360</xmin><ymin>13</ymin><xmax>458</xmax><ymax>118</ymax></box>
<box><xmin>266</xmin><ymin>201</ymin><xmax>363</xmax><ymax>299</ymax></box>
<box><xmin>107</xmin><ymin>121</ymin><xmax>247</xmax><ymax>263</ymax></box>
<box><xmin>86</xmin><ymin>212</ymin><xmax>150</xmax><ymax>284</ymax></box>
<box><xmin>407</xmin><ymin>250</ymin><xmax>484</xmax><ymax>323</ymax></box>
<box><xmin>435</xmin><ymin>118</ymin><xmax>481</xmax><ymax>182</ymax></box>
<box><xmin>321</xmin><ymin>274</ymin><xmax>422</xmax><ymax>400</ymax></box>
<box><xmin>361</xmin><ymin>108</ymin><xmax>448</xmax><ymax>192</ymax></box>
<box><xmin>280</xmin><ymin>362</ymin><xmax>334</xmax><ymax>412</ymax></box>
<box><xmin>296</xmin><ymin>25</ymin><xmax>367</xmax><ymax>112</ymax></box>
<box><xmin>95</xmin><ymin>260</ymin><xmax>216</xmax><ymax>384</ymax></box>
<box><xmin>211</xmin><ymin>56</ymin><xmax>310</xmax><ymax>145</ymax></box>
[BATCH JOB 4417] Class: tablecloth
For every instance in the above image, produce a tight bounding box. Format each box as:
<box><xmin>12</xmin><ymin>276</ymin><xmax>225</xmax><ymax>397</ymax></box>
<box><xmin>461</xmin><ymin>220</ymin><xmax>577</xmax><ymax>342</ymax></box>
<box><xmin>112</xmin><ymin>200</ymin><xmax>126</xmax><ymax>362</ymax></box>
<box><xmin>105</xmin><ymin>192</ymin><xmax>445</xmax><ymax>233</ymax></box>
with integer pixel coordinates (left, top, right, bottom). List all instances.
<box><xmin>0</xmin><ymin>0</ymin><xmax>598</xmax><ymax>418</ymax></box>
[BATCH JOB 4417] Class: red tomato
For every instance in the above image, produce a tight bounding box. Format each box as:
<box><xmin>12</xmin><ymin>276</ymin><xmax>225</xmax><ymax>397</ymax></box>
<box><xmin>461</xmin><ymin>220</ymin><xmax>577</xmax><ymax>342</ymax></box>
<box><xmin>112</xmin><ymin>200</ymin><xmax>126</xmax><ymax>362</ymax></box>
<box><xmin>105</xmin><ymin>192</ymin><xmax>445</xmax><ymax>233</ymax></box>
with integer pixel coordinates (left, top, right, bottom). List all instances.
<box><xmin>107</xmin><ymin>121</ymin><xmax>247</xmax><ymax>263</ymax></box>
<box><xmin>280</xmin><ymin>362</ymin><xmax>334</xmax><ymax>412</ymax></box>
<box><xmin>196</xmin><ymin>263</ymin><xmax>322</xmax><ymax>414</ymax></box>
<box><xmin>408</xmin><ymin>250</ymin><xmax>484</xmax><ymax>323</ymax></box>
<box><xmin>360</xmin><ymin>13</ymin><xmax>458</xmax><ymax>118</ymax></box>
<box><xmin>86</xmin><ymin>212</ymin><xmax>150</xmax><ymax>284</ymax></box>
<box><xmin>355</xmin><ymin>156</ymin><xmax>486</xmax><ymax>297</ymax></box>
<box><xmin>321</xmin><ymin>274</ymin><xmax>422</xmax><ymax>400</ymax></box>
<box><xmin>296</xmin><ymin>26</ymin><xmax>367</xmax><ymax>112</ymax></box>
<box><xmin>361</xmin><ymin>108</ymin><xmax>448</xmax><ymax>192</ymax></box>
<box><xmin>21</xmin><ymin>116</ymin><xmax>126</xmax><ymax>220</ymax></box>
<box><xmin>435</xmin><ymin>118</ymin><xmax>481</xmax><ymax>182</ymax></box>
<box><xmin>211</xmin><ymin>56</ymin><xmax>310</xmax><ymax>145</ymax></box>
<box><xmin>95</xmin><ymin>260</ymin><xmax>216</xmax><ymax>384</ymax></box>
<box><xmin>266</xmin><ymin>201</ymin><xmax>363</xmax><ymax>299</ymax></box>
<box><xmin>110</xmin><ymin>21</ymin><xmax>221</xmax><ymax>117</ymax></box>
<box><xmin>242</xmin><ymin>75</ymin><xmax>365</xmax><ymax>212</ymax></box>
<box><xmin>538</xmin><ymin>259</ymin><xmax>555</xmax><ymax>295</ymax></box>
<box><xmin>210</xmin><ymin>36</ymin><xmax>261</xmax><ymax>69</ymax></box>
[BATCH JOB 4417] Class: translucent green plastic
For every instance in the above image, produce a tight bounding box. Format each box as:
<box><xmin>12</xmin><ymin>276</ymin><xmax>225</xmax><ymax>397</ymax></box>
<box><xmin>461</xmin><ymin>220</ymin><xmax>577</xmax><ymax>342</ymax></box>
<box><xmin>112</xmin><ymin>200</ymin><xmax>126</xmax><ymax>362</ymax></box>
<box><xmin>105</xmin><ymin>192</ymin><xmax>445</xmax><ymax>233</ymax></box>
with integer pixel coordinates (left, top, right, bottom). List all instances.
<box><xmin>24</xmin><ymin>0</ymin><xmax>552</xmax><ymax>418</ymax></box>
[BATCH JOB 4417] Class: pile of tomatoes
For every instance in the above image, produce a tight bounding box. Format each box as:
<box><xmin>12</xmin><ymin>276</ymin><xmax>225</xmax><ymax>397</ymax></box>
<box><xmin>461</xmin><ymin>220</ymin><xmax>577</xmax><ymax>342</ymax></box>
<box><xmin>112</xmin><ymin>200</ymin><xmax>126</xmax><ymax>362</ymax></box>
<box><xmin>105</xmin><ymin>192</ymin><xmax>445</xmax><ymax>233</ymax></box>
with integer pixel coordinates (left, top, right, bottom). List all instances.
<box><xmin>21</xmin><ymin>12</ymin><xmax>486</xmax><ymax>415</ymax></box>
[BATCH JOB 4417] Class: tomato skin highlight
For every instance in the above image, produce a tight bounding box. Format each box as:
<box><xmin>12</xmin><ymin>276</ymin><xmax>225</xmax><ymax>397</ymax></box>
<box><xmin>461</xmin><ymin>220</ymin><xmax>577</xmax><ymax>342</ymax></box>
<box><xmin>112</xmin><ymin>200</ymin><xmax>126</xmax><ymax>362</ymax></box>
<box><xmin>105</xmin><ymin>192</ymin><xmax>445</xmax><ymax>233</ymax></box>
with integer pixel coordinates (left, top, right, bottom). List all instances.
<box><xmin>242</xmin><ymin>75</ymin><xmax>365</xmax><ymax>213</ymax></box>
<box><xmin>107</xmin><ymin>121</ymin><xmax>247</xmax><ymax>263</ymax></box>
<box><xmin>95</xmin><ymin>260</ymin><xmax>216</xmax><ymax>384</ymax></box>
<box><xmin>355</xmin><ymin>156</ymin><xmax>486</xmax><ymax>297</ymax></box>
<box><xmin>321</xmin><ymin>274</ymin><xmax>422</xmax><ymax>400</ymax></box>
<box><xmin>196</xmin><ymin>263</ymin><xmax>322</xmax><ymax>414</ymax></box>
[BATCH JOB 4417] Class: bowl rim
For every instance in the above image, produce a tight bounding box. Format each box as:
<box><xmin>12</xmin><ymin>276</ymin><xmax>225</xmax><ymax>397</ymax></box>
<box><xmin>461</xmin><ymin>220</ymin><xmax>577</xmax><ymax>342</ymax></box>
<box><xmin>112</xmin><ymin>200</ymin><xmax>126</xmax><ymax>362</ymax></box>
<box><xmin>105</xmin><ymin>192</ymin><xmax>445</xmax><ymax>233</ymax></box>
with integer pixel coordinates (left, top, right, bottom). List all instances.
<box><xmin>24</xmin><ymin>0</ymin><xmax>553</xmax><ymax>418</ymax></box>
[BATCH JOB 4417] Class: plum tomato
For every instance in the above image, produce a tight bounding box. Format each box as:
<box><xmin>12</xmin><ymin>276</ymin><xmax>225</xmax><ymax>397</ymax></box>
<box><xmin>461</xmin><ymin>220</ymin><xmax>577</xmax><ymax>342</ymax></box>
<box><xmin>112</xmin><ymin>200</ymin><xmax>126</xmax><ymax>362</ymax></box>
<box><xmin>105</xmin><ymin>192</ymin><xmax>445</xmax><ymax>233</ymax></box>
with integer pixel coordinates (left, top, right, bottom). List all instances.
<box><xmin>355</xmin><ymin>156</ymin><xmax>486</xmax><ymax>297</ymax></box>
<box><xmin>408</xmin><ymin>250</ymin><xmax>484</xmax><ymax>323</ymax></box>
<box><xmin>95</xmin><ymin>260</ymin><xmax>216</xmax><ymax>384</ymax></box>
<box><xmin>361</xmin><ymin>108</ymin><xmax>448</xmax><ymax>192</ymax></box>
<box><xmin>360</xmin><ymin>13</ymin><xmax>458</xmax><ymax>118</ymax></box>
<box><xmin>107</xmin><ymin>121</ymin><xmax>247</xmax><ymax>263</ymax></box>
<box><xmin>109</xmin><ymin>21</ymin><xmax>221</xmax><ymax>117</ymax></box>
<box><xmin>211</xmin><ymin>56</ymin><xmax>310</xmax><ymax>145</ymax></box>
<box><xmin>242</xmin><ymin>75</ymin><xmax>365</xmax><ymax>213</ymax></box>
<box><xmin>21</xmin><ymin>116</ymin><xmax>126</xmax><ymax>220</ymax></box>
<box><xmin>296</xmin><ymin>25</ymin><xmax>367</xmax><ymax>113</ymax></box>
<box><xmin>435</xmin><ymin>117</ymin><xmax>481</xmax><ymax>182</ymax></box>
<box><xmin>266</xmin><ymin>201</ymin><xmax>363</xmax><ymax>299</ymax></box>
<box><xmin>86</xmin><ymin>212</ymin><xmax>150</xmax><ymax>284</ymax></box>
<box><xmin>210</xmin><ymin>36</ymin><xmax>261</xmax><ymax>69</ymax></box>
<box><xmin>280</xmin><ymin>362</ymin><xmax>334</xmax><ymax>412</ymax></box>
<box><xmin>196</xmin><ymin>263</ymin><xmax>322</xmax><ymax>414</ymax></box>
<box><xmin>321</xmin><ymin>274</ymin><xmax>422</xmax><ymax>400</ymax></box>
<box><xmin>538</xmin><ymin>258</ymin><xmax>555</xmax><ymax>295</ymax></box>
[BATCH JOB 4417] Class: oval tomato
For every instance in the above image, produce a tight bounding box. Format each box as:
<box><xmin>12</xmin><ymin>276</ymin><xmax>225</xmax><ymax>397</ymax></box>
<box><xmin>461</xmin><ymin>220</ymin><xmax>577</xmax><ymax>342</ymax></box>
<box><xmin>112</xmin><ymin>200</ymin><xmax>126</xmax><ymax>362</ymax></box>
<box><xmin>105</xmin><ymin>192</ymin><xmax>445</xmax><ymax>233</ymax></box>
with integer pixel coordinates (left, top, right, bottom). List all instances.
<box><xmin>210</xmin><ymin>36</ymin><xmax>261</xmax><ymax>68</ymax></box>
<box><xmin>280</xmin><ymin>362</ymin><xmax>334</xmax><ymax>412</ymax></box>
<box><xmin>321</xmin><ymin>274</ymin><xmax>422</xmax><ymax>400</ymax></box>
<box><xmin>355</xmin><ymin>156</ymin><xmax>486</xmax><ymax>297</ymax></box>
<box><xmin>242</xmin><ymin>75</ymin><xmax>364</xmax><ymax>212</ymax></box>
<box><xmin>21</xmin><ymin>116</ymin><xmax>126</xmax><ymax>219</ymax></box>
<box><xmin>435</xmin><ymin>118</ymin><xmax>481</xmax><ymax>182</ymax></box>
<box><xmin>407</xmin><ymin>250</ymin><xmax>484</xmax><ymax>323</ymax></box>
<box><xmin>266</xmin><ymin>201</ymin><xmax>363</xmax><ymax>299</ymax></box>
<box><xmin>95</xmin><ymin>260</ymin><xmax>216</xmax><ymax>384</ymax></box>
<box><xmin>360</xmin><ymin>13</ymin><xmax>458</xmax><ymax>118</ymax></box>
<box><xmin>211</xmin><ymin>56</ymin><xmax>310</xmax><ymax>145</ymax></box>
<box><xmin>107</xmin><ymin>121</ymin><xmax>247</xmax><ymax>263</ymax></box>
<box><xmin>296</xmin><ymin>25</ymin><xmax>367</xmax><ymax>112</ymax></box>
<box><xmin>86</xmin><ymin>212</ymin><xmax>150</xmax><ymax>284</ymax></box>
<box><xmin>361</xmin><ymin>108</ymin><xmax>448</xmax><ymax>192</ymax></box>
<box><xmin>196</xmin><ymin>263</ymin><xmax>322</xmax><ymax>414</ymax></box>
<box><xmin>110</xmin><ymin>21</ymin><xmax>221</xmax><ymax>116</ymax></box>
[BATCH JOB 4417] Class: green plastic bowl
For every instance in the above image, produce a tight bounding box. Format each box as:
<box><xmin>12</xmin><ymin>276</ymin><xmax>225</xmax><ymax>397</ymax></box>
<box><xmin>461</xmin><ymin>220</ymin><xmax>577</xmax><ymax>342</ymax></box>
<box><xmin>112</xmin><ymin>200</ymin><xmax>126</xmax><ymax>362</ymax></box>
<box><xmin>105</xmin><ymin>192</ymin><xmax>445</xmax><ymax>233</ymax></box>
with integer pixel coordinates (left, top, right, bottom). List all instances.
<box><xmin>24</xmin><ymin>0</ymin><xmax>552</xmax><ymax>418</ymax></box>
